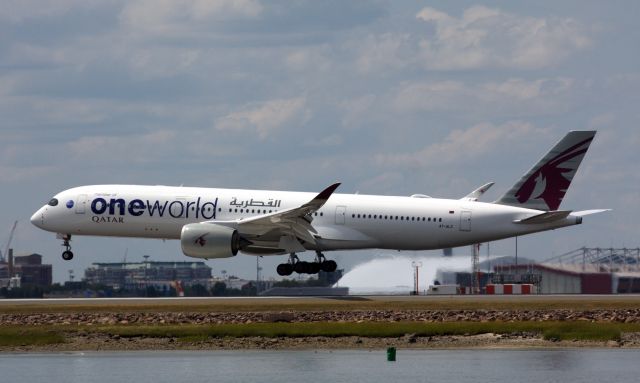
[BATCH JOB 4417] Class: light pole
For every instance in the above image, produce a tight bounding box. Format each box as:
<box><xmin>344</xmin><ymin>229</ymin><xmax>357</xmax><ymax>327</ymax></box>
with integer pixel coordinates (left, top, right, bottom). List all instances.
<box><xmin>143</xmin><ymin>255</ymin><xmax>150</xmax><ymax>296</ymax></box>
<box><xmin>411</xmin><ymin>261</ymin><xmax>422</xmax><ymax>295</ymax></box>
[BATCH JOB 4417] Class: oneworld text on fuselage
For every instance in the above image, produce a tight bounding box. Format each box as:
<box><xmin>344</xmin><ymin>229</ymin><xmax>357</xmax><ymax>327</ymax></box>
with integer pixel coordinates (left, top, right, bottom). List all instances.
<box><xmin>90</xmin><ymin>197</ymin><xmax>219</xmax><ymax>220</ymax></box>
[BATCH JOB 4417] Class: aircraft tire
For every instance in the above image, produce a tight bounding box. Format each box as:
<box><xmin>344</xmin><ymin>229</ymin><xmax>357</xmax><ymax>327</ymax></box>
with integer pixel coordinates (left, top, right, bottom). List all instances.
<box><xmin>276</xmin><ymin>263</ymin><xmax>293</xmax><ymax>276</ymax></box>
<box><xmin>294</xmin><ymin>261</ymin><xmax>309</xmax><ymax>274</ymax></box>
<box><xmin>309</xmin><ymin>262</ymin><xmax>321</xmax><ymax>274</ymax></box>
<box><xmin>62</xmin><ymin>250</ymin><xmax>74</xmax><ymax>261</ymax></box>
<box><xmin>321</xmin><ymin>260</ymin><xmax>337</xmax><ymax>272</ymax></box>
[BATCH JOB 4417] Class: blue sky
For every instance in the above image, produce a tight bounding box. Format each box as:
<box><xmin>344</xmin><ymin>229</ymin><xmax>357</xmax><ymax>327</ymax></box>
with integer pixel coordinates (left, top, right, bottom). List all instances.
<box><xmin>1</xmin><ymin>1</ymin><xmax>638</xmax><ymax>282</ymax></box>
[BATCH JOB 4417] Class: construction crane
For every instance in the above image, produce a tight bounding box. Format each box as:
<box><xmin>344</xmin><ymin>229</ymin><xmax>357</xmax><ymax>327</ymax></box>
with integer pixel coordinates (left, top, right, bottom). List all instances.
<box><xmin>1</xmin><ymin>220</ymin><xmax>18</xmax><ymax>263</ymax></box>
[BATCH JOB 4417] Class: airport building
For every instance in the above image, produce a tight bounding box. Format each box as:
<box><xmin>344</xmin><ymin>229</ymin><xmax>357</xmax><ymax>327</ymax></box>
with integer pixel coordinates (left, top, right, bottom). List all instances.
<box><xmin>0</xmin><ymin>252</ymin><xmax>52</xmax><ymax>288</ymax></box>
<box><xmin>435</xmin><ymin>248</ymin><xmax>640</xmax><ymax>295</ymax></box>
<box><xmin>84</xmin><ymin>261</ymin><xmax>212</xmax><ymax>290</ymax></box>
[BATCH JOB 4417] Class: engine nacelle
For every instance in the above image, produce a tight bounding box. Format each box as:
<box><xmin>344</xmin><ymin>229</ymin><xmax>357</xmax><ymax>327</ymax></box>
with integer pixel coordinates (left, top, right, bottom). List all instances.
<box><xmin>181</xmin><ymin>223</ymin><xmax>240</xmax><ymax>259</ymax></box>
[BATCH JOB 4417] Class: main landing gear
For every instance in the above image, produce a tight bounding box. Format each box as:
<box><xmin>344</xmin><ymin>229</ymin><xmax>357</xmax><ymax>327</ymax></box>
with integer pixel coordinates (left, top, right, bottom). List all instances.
<box><xmin>276</xmin><ymin>251</ymin><xmax>337</xmax><ymax>276</ymax></box>
<box><xmin>60</xmin><ymin>234</ymin><xmax>73</xmax><ymax>261</ymax></box>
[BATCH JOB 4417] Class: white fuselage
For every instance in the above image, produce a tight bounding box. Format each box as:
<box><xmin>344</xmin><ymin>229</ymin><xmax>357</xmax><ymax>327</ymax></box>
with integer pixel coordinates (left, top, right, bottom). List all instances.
<box><xmin>31</xmin><ymin>185</ymin><xmax>582</xmax><ymax>256</ymax></box>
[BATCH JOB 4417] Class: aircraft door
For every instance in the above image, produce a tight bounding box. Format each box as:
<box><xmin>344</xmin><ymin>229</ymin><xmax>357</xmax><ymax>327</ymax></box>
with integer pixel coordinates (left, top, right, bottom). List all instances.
<box><xmin>335</xmin><ymin>206</ymin><xmax>346</xmax><ymax>225</ymax></box>
<box><xmin>459</xmin><ymin>210</ymin><xmax>471</xmax><ymax>232</ymax></box>
<box><xmin>76</xmin><ymin>194</ymin><xmax>87</xmax><ymax>214</ymax></box>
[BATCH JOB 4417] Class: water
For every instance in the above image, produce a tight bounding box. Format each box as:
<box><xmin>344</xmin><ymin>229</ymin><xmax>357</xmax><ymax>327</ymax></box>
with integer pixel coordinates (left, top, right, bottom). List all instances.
<box><xmin>2</xmin><ymin>349</ymin><xmax>639</xmax><ymax>383</ymax></box>
<box><xmin>339</xmin><ymin>254</ymin><xmax>470</xmax><ymax>294</ymax></box>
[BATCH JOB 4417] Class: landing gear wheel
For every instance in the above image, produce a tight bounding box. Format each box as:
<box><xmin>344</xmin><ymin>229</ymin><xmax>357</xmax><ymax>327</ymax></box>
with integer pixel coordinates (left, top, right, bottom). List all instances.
<box><xmin>294</xmin><ymin>261</ymin><xmax>310</xmax><ymax>274</ymax></box>
<box><xmin>276</xmin><ymin>263</ymin><xmax>293</xmax><ymax>276</ymax></box>
<box><xmin>60</xmin><ymin>234</ymin><xmax>73</xmax><ymax>261</ymax></box>
<box><xmin>315</xmin><ymin>251</ymin><xmax>337</xmax><ymax>272</ymax></box>
<box><xmin>309</xmin><ymin>262</ymin><xmax>321</xmax><ymax>274</ymax></box>
<box><xmin>321</xmin><ymin>260</ymin><xmax>337</xmax><ymax>272</ymax></box>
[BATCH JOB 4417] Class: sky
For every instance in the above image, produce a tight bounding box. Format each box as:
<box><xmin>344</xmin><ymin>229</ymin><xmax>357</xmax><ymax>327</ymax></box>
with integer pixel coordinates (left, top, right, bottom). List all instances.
<box><xmin>1</xmin><ymin>1</ymin><xmax>638</xmax><ymax>283</ymax></box>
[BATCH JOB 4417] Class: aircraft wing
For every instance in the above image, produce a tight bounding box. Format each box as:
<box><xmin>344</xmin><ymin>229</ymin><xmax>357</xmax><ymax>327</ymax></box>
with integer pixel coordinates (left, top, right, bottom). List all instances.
<box><xmin>211</xmin><ymin>182</ymin><xmax>341</xmax><ymax>251</ymax></box>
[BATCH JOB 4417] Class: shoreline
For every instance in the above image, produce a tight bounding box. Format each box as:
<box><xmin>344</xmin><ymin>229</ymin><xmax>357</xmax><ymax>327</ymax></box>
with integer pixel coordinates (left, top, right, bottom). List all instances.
<box><xmin>3</xmin><ymin>296</ymin><xmax>640</xmax><ymax>353</ymax></box>
<box><xmin>3</xmin><ymin>332</ymin><xmax>639</xmax><ymax>353</ymax></box>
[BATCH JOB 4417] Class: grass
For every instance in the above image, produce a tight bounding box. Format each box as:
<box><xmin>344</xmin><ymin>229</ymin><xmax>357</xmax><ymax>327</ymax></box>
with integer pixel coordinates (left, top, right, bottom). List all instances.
<box><xmin>2</xmin><ymin>296</ymin><xmax>640</xmax><ymax>314</ymax></box>
<box><xmin>541</xmin><ymin>322</ymin><xmax>624</xmax><ymax>342</ymax></box>
<box><xmin>2</xmin><ymin>321</ymin><xmax>640</xmax><ymax>347</ymax></box>
<box><xmin>0</xmin><ymin>327</ymin><xmax>65</xmax><ymax>347</ymax></box>
<box><xmin>94</xmin><ymin>321</ymin><xmax>640</xmax><ymax>342</ymax></box>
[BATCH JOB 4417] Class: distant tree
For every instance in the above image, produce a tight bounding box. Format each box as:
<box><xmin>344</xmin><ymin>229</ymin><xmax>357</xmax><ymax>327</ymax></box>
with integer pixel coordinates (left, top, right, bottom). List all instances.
<box><xmin>211</xmin><ymin>282</ymin><xmax>227</xmax><ymax>296</ymax></box>
<box><xmin>187</xmin><ymin>283</ymin><xmax>209</xmax><ymax>297</ymax></box>
<box><xmin>145</xmin><ymin>286</ymin><xmax>159</xmax><ymax>297</ymax></box>
<box><xmin>241</xmin><ymin>282</ymin><xmax>257</xmax><ymax>296</ymax></box>
<box><xmin>273</xmin><ymin>278</ymin><xmax>326</xmax><ymax>288</ymax></box>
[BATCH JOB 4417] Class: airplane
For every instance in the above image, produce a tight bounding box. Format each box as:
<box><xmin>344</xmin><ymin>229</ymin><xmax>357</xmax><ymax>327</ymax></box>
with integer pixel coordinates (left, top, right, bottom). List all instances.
<box><xmin>31</xmin><ymin>131</ymin><xmax>609</xmax><ymax>276</ymax></box>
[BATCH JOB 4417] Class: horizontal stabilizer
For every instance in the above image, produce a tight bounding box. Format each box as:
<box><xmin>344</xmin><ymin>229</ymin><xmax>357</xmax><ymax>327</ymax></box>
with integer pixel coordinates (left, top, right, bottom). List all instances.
<box><xmin>514</xmin><ymin>210</ymin><xmax>572</xmax><ymax>224</ymax></box>
<box><xmin>572</xmin><ymin>209</ymin><xmax>612</xmax><ymax>217</ymax></box>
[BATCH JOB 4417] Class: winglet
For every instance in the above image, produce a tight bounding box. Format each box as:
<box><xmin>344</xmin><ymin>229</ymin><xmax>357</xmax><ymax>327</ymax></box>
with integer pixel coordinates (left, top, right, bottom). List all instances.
<box><xmin>302</xmin><ymin>182</ymin><xmax>341</xmax><ymax>211</ymax></box>
<box><xmin>461</xmin><ymin>182</ymin><xmax>494</xmax><ymax>201</ymax></box>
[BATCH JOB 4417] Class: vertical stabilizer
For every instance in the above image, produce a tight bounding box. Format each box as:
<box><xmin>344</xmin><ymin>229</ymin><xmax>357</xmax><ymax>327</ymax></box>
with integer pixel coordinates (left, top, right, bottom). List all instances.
<box><xmin>495</xmin><ymin>131</ymin><xmax>596</xmax><ymax>211</ymax></box>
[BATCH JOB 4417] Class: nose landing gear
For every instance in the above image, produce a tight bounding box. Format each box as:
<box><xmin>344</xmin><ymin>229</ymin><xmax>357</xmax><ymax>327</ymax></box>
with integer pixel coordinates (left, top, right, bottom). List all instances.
<box><xmin>59</xmin><ymin>234</ymin><xmax>73</xmax><ymax>261</ymax></box>
<box><xmin>276</xmin><ymin>251</ymin><xmax>337</xmax><ymax>276</ymax></box>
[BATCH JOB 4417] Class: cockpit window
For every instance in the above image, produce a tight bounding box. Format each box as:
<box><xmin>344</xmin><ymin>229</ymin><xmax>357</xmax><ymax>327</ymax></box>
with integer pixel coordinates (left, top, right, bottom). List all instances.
<box><xmin>48</xmin><ymin>198</ymin><xmax>59</xmax><ymax>206</ymax></box>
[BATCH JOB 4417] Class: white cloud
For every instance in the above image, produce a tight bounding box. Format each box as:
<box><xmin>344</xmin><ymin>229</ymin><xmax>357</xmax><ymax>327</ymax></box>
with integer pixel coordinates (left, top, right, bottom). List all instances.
<box><xmin>394</xmin><ymin>77</ymin><xmax>575</xmax><ymax>116</ymax></box>
<box><xmin>215</xmin><ymin>97</ymin><xmax>310</xmax><ymax>139</ymax></box>
<box><xmin>378</xmin><ymin>121</ymin><xmax>545</xmax><ymax>167</ymax></box>
<box><xmin>66</xmin><ymin>130</ymin><xmax>178</xmax><ymax>164</ymax></box>
<box><xmin>355</xmin><ymin>33</ymin><xmax>415</xmax><ymax>73</ymax></box>
<box><xmin>304</xmin><ymin>134</ymin><xmax>343</xmax><ymax>147</ymax></box>
<box><xmin>415</xmin><ymin>6</ymin><xmax>591</xmax><ymax>70</ymax></box>
<box><xmin>285</xmin><ymin>47</ymin><xmax>332</xmax><ymax>72</ymax></box>
<box><xmin>120</xmin><ymin>0</ymin><xmax>263</xmax><ymax>36</ymax></box>
<box><xmin>353</xmin><ymin>6</ymin><xmax>591</xmax><ymax>73</ymax></box>
<box><xmin>0</xmin><ymin>0</ymin><xmax>87</xmax><ymax>23</ymax></box>
<box><xmin>340</xmin><ymin>94</ymin><xmax>377</xmax><ymax>129</ymax></box>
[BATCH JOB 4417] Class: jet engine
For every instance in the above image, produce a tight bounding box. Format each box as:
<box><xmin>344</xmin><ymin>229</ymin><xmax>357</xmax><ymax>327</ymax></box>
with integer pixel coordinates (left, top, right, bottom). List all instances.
<box><xmin>181</xmin><ymin>223</ymin><xmax>241</xmax><ymax>259</ymax></box>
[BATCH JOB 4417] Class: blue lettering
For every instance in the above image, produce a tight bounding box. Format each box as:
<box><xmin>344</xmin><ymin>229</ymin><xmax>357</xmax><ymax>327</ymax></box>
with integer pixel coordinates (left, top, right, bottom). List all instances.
<box><xmin>109</xmin><ymin>198</ymin><xmax>126</xmax><ymax>215</ymax></box>
<box><xmin>128</xmin><ymin>199</ymin><xmax>145</xmax><ymax>216</ymax></box>
<box><xmin>169</xmin><ymin>201</ymin><xmax>184</xmax><ymax>218</ymax></box>
<box><xmin>91</xmin><ymin>198</ymin><xmax>107</xmax><ymax>214</ymax></box>
<box><xmin>147</xmin><ymin>200</ymin><xmax>168</xmax><ymax>216</ymax></box>
<box><xmin>185</xmin><ymin>201</ymin><xmax>195</xmax><ymax>218</ymax></box>
<box><xmin>200</xmin><ymin>198</ymin><xmax>218</xmax><ymax>220</ymax></box>
<box><xmin>91</xmin><ymin>196</ymin><xmax>217</xmax><ymax>219</ymax></box>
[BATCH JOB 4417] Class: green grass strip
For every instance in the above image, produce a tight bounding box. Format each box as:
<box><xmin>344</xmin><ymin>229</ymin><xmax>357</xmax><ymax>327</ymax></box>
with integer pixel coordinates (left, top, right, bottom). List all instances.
<box><xmin>95</xmin><ymin>321</ymin><xmax>640</xmax><ymax>342</ymax></box>
<box><xmin>2</xmin><ymin>321</ymin><xmax>639</xmax><ymax>346</ymax></box>
<box><xmin>0</xmin><ymin>327</ymin><xmax>65</xmax><ymax>347</ymax></box>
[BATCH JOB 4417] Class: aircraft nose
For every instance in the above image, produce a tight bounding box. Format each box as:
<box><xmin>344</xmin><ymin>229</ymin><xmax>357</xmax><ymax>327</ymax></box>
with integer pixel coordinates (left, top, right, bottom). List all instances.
<box><xmin>30</xmin><ymin>207</ymin><xmax>44</xmax><ymax>229</ymax></box>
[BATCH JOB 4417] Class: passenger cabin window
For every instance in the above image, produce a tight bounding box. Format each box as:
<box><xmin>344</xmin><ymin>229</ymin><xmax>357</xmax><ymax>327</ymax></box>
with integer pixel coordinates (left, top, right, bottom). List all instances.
<box><xmin>48</xmin><ymin>198</ymin><xmax>59</xmax><ymax>206</ymax></box>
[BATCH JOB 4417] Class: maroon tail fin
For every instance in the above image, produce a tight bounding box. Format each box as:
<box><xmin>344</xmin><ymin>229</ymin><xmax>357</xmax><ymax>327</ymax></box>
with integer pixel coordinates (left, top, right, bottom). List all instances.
<box><xmin>495</xmin><ymin>131</ymin><xmax>596</xmax><ymax>211</ymax></box>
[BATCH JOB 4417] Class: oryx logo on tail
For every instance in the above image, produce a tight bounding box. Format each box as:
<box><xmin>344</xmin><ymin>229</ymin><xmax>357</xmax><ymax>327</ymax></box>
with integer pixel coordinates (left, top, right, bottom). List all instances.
<box><xmin>515</xmin><ymin>137</ymin><xmax>593</xmax><ymax>210</ymax></box>
<box><xmin>496</xmin><ymin>131</ymin><xmax>596</xmax><ymax>211</ymax></box>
